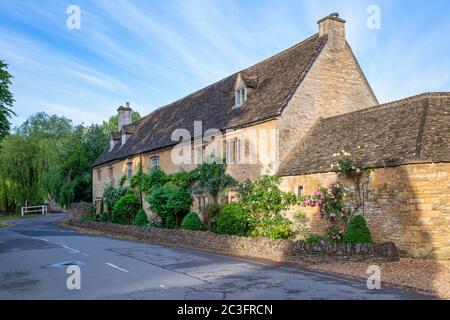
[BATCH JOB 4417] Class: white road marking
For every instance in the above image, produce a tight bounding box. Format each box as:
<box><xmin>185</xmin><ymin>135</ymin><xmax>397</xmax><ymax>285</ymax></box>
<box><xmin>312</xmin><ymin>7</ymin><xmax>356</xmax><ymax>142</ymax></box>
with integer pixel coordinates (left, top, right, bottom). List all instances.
<box><xmin>82</xmin><ymin>253</ymin><xmax>89</xmax><ymax>257</ymax></box>
<box><xmin>17</xmin><ymin>228</ymin><xmax>75</xmax><ymax>233</ymax></box>
<box><xmin>160</xmin><ymin>284</ymin><xmax>169</xmax><ymax>289</ymax></box>
<box><xmin>61</xmin><ymin>245</ymin><xmax>80</xmax><ymax>253</ymax></box>
<box><xmin>106</xmin><ymin>263</ymin><xmax>129</xmax><ymax>273</ymax></box>
<box><xmin>31</xmin><ymin>237</ymin><xmax>49</xmax><ymax>242</ymax></box>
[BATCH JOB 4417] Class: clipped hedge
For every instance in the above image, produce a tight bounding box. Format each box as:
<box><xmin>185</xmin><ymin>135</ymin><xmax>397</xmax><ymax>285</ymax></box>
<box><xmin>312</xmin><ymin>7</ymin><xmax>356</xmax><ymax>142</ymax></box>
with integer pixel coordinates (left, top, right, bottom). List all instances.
<box><xmin>343</xmin><ymin>215</ymin><xmax>373</xmax><ymax>244</ymax></box>
<box><xmin>134</xmin><ymin>209</ymin><xmax>149</xmax><ymax>227</ymax></box>
<box><xmin>181</xmin><ymin>212</ymin><xmax>205</xmax><ymax>231</ymax></box>
<box><xmin>112</xmin><ymin>194</ymin><xmax>141</xmax><ymax>225</ymax></box>
<box><xmin>216</xmin><ymin>203</ymin><xmax>249</xmax><ymax>236</ymax></box>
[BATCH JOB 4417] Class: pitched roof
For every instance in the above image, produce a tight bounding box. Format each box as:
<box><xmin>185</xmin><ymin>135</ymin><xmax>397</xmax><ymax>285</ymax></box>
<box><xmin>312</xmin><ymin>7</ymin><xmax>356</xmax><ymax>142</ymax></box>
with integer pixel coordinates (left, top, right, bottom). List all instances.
<box><xmin>93</xmin><ymin>34</ymin><xmax>327</xmax><ymax>167</ymax></box>
<box><xmin>277</xmin><ymin>92</ymin><xmax>450</xmax><ymax>176</ymax></box>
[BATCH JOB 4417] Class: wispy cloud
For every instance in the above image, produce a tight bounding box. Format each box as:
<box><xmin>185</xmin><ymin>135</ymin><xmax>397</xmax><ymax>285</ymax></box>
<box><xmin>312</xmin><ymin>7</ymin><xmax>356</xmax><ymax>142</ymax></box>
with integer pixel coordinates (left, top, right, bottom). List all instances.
<box><xmin>0</xmin><ymin>0</ymin><xmax>449</xmax><ymax>127</ymax></box>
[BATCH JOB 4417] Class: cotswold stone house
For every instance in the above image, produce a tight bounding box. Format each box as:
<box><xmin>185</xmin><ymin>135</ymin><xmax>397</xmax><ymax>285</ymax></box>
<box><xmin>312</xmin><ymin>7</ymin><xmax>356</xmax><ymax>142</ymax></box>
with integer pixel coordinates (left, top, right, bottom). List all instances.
<box><xmin>92</xmin><ymin>14</ymin><xmax>449</xmax><ymax>258</ymax></box>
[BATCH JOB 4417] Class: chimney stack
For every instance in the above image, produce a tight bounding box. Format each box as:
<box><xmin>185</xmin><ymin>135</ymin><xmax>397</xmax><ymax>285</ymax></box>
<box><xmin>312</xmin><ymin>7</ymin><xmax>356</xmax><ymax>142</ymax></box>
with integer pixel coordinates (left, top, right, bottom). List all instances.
<box><xmin>117</xmin><ymin>102</ymin><xmax>132</xmax><ymax>132</ymax></box>
<box><xmin>318</xmin><ymin>13</ymin><xmax>346</xmax><ymax>50</ymax></box>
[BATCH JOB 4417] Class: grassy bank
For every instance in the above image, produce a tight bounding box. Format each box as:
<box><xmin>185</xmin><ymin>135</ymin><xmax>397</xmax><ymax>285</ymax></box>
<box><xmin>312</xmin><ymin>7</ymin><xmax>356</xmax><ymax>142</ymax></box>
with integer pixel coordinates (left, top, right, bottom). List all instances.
<box><xmin>0</xmin><ymin>214</ymin><xmax>44</xmax><ymax>220</ymax></box>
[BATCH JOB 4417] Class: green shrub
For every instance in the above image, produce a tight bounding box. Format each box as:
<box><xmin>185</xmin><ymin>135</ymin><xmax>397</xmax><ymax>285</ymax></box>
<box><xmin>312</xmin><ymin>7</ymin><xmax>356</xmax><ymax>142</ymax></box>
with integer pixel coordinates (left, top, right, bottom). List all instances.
<box><xmin>80</xmin><ymin>214</ymin><xmax>96</xmax><ymax>222</ymax></box>
<box><xmin>181</xmin><ymin>212</ymin><xmax>205</xmax><ymax>231</ymax></box>
<box><xmin>147</xmin><ymin>217</ymin><xmax>162</xmax><ymax>228</ymax></box>
<box><xmin>112</xmin><ymin>194</ymin><xmax>141</xmax><ymax>225</ymax></box>
<box><xmin>96</xmin><ymin>212</ymin><xmax>109</xmax><ymax>222</ymax></box>
<box><xmin>343</xmin><ymin>215</ymin><xmax>372</xmax><ymax>244</ymax></box>
<box><xmin>250</xmin><ymin>215</ymin><xmax>292</xmax><ymax>239</ymax></box>
<box><xmin>216</xmin><ymin>203</ymin><xmax>249</xmax><ymax>236</ymax></box>
<box><xmin>205</xmin><ymin>203</ymin><xmax>221</xmax><ymax>221</ymax></box>
<box><xmin>134</xmin><ymin>209</ymin><xmax>149</xmax><ymax>227</ymax></box>
<box><xmin>305</xmin><ymin>234</ymin><xmax>327</xmax><ymax>244</ymax></box>
<box><xmin>147</xmin><ymin>185</ymin><xmax>192</xmax><ymax>229</ymax></box>
<box><xmin>208</xmin><ymin>216</ymin><xmax>218</xmax><ymax>232</ymax></box>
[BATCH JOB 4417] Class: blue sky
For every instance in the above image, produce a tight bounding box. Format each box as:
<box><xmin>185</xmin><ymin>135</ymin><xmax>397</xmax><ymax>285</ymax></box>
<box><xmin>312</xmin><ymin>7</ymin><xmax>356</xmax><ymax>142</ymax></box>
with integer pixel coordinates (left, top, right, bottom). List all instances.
<box><xmin>1</xmin><ymin>0</ymin><xmax>449</xmax><ymax>127</ymax></box>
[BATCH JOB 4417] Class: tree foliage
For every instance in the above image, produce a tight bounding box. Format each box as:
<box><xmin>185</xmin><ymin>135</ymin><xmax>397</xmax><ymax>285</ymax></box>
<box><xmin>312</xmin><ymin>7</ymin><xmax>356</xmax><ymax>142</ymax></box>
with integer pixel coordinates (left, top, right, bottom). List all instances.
<box><xmin>112</xmin><ymin>193</ymin><xmax>141</xmax><ymax>225</ymax></box>
<box><xmin>147</xmin><ymin>184</ymin><xmax>193</xmax><ymax>229</ymax></box>
<box><xmin>102</xmin><ymin>111</ymin><xmax>141</xmax><ymax>135</ymax></box>
<box><xmin>191</xmin><ymin>161</ymin><xmax>236</xmax><ymax>203</ymax></box>
<box><xmin>0</xmin><ymin>60</ymin><xmax>15</xmax><ymax>141</ymax></box>
<box><xmin>46</xmin><ymin>124</ymin><xmax>108</xmax><ymax>207</ymax></box>
<box><xmin>238</xmin><ymin>175</ymin><xmax>297</xmax><ymax>239</ymax></box>
<box><xmin>0</xmin><ymin>111</ymin><xmax>110</xmax><ymax>213</ymax></box>
<box><xmin>103</xmin><ymin>185</ymin><xmax>129</xmax><ymax>221</ymax></box>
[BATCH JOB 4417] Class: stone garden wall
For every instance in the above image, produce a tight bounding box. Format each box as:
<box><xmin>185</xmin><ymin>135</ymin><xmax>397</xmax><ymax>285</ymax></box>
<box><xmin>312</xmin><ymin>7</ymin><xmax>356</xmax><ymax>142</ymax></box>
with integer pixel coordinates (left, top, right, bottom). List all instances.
<box><xmin>68</xmin><ymin>220</ymin><xmax>399</xmax><ymax>264</ymax></box>
<box><xmin>280</xmin><ymin>163</ymin><xmax>450</xmax><ymax>259</ymax></box>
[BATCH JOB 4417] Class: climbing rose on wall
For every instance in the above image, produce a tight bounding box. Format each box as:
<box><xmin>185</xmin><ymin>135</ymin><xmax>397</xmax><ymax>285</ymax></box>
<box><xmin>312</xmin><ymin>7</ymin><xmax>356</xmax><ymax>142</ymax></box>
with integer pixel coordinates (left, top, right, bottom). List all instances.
<box><xmin>301</xmin><ymin>184</ymin><xmax>351</xmax><ymax>243</ymax></box>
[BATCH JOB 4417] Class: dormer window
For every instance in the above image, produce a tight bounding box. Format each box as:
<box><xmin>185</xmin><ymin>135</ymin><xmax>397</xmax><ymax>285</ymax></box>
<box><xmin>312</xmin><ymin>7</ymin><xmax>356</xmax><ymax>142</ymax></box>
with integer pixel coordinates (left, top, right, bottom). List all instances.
<box><xmin>121</xmin><ymin>132</ymin><xmax>127</xmax><ymax>145</ymax></box>
<box><xmin>233</xmin><ymin>73</ymin><xmax>256</xmax><ymax>109</ymax></box>
<box><xmin>109</xmin><ymin>133</ymin><xmax>120</xmax><ymax>151</ymax></box>
<box><xmin>235</xmin><ymin>87</ymin><xmax>246</xmax><ymax>107</ymax></box>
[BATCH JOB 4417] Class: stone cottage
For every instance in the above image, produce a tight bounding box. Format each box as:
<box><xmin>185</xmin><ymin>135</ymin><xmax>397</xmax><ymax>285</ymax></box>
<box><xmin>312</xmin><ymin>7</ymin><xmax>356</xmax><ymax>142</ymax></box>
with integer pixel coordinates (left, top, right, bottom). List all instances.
<box><xmin>92</xmin><ymin>14</ymin><xmax>449</xmax><ymax>258</ymax></box>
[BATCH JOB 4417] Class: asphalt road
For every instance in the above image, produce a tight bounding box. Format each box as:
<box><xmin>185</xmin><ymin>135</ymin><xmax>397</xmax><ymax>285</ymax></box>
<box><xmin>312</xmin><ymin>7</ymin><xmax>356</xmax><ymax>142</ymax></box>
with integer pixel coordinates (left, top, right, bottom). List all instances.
<box><xmin>0</xmin><ymin>214</ymin><xmax>428</xmax><ymax>300</ymax></box>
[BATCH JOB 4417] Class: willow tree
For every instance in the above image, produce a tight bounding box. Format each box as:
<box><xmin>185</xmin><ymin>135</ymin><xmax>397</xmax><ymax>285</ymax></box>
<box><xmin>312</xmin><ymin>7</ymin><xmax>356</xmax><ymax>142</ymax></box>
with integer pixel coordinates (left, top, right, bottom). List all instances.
<box><xmin>0</xmin><ymin>134</ymin><xmax>50</xmax><ymax>211</ymax></box>
<box><xmin>0</xmin><ymin>112</ymin><xmax>72</xmax><ymax>212</ymax></box>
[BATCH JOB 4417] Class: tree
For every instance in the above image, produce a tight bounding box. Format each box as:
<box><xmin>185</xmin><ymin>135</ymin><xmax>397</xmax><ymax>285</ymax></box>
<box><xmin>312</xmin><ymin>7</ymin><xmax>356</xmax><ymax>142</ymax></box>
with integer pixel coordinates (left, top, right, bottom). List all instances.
<box><xmin>191</xmin><ymin>161</ymin><xmax>237</xmax><ymax>204</ymax></box>
<box><xmin>45</xmin><ymin>124</ymin><xmax>108</xmax><ymax>207</ymax></box>
<box><xmin>17</xmin><ymin>112</ymin><xmax>72</xmax><ymax>140</ymax></box>
<box><xmin>103</xmin><ymin>185</ymin><xmax>129</xmax><ymax>221</ymax></box>
<box><xmin>239</xmin><ymin>175</ymin><xmax>297</xmax><ymax>239</ymax></box>
<box><xmin>147</xmin><ymin>184</ymin><xmax>193</xmax><ymax>229</ymax></box>
<box><xmin>102</xmin><ymin>111</ymin><xmax>141</xmax><ymax>134</ymax></box>
<box><xmin>0</xmin><ymin>134</ymin><xmax>50</xmax><ymax>210</ymax></box>
<box><xmin>0</xmin><ymin>60</ymin><xmax>15</xmax><ymax>141</ymax></box>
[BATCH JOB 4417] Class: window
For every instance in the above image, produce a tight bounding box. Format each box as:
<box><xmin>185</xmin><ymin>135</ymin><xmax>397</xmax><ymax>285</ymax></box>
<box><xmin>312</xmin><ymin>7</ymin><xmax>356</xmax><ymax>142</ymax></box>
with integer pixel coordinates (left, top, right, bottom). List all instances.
<box><xmin>97</xmin><ymin>170</ymin><xmax>102</xmax><ymax>181</ymax></box>
<box><xmin>297</xmin><ymin>186</ymin><xmax>304</xmax><ymax>196</ymax></box>
<box><xmin>121</xmin><ymin>133</ymin><xmax>127</xmax><ymax>145</ymax></box>
<box><xmin>127</xmin><ymin>162</ymin><xmax>133</xmax><ymax>178</ymax></box>
<box><xmin>235</xmin><ymin>87</ymin><xmax>246</xmax><ymax>107</ymax></box>
<box><xmin>150</xmin><ymin>156</ymin><xmax>160</xmax><ymax>170</ymax></box>
<box><xmin>226</xmin><ymin>138</ymin><xmax>241</xmax><ymax>164</ymax></box>
<box><xmin>108</xmin><ymin>167</ymin><xmax>114</xmax><ymax>181</ymax></box>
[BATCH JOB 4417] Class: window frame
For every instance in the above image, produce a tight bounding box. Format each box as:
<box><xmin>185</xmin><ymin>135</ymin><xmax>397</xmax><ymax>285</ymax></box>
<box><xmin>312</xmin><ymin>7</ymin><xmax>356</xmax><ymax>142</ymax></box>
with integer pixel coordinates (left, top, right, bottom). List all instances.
<box><xmin>127</xmin><ymin>162</ymin><xmax>133</xmax><ymax>179</ymax></box>
<box><xmin>108</xmin><ymin>167</ymin><xmax>114</xmax><ymax>181</ymax></box>
<box><xmin>150</xmin><ymin>156</ymin><xmax>160</xmax><ymax>170</ymax></box>
<box><xmin>235</xmin><ymin>87</ymin><xmax>246</xmax><ymax>107</ymax></box>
